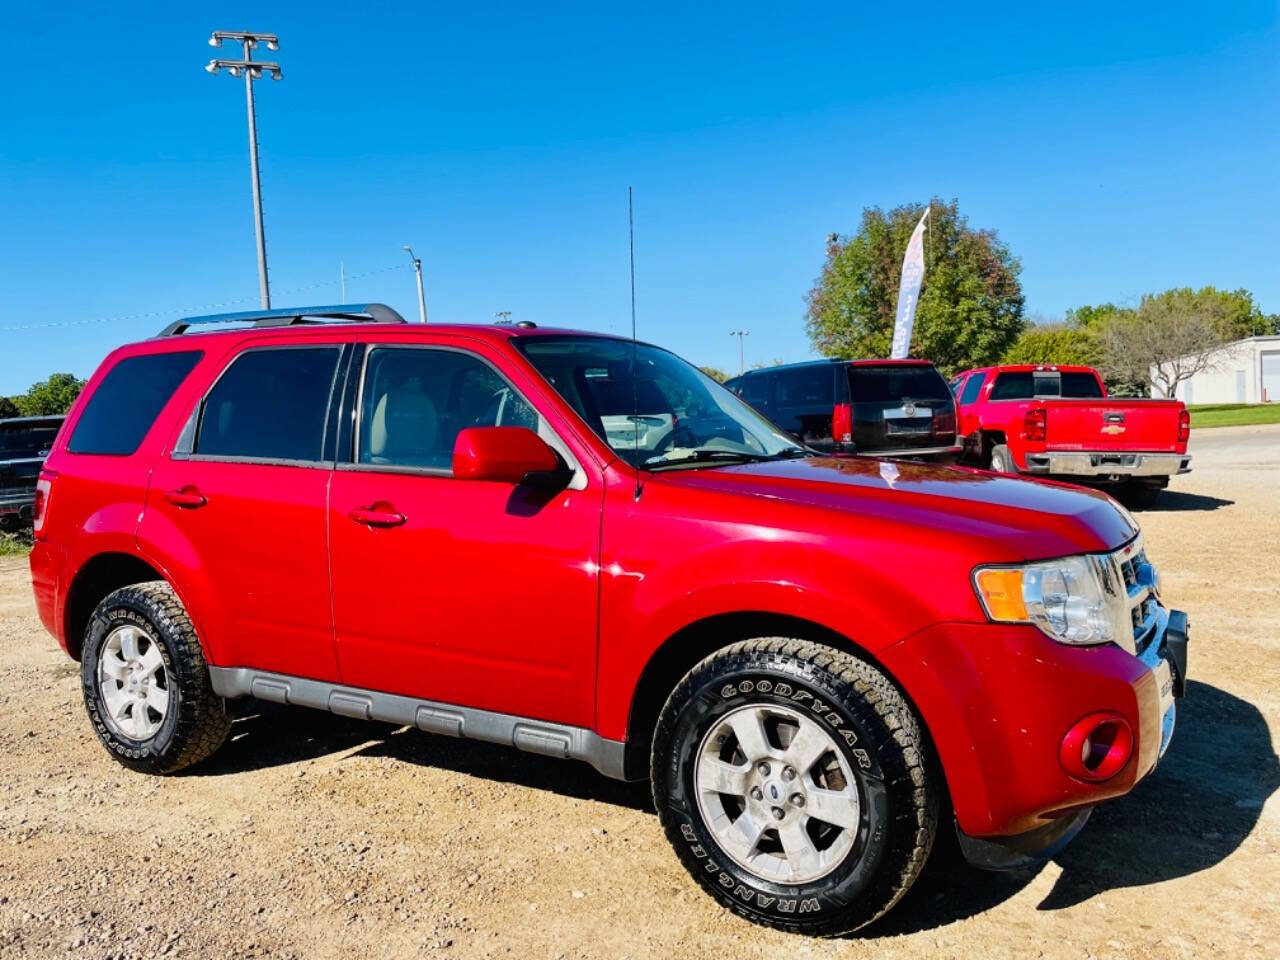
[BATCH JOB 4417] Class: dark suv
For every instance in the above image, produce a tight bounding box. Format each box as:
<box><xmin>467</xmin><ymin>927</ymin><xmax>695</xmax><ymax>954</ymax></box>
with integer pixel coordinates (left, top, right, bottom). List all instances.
<box><xmin>0</xmin><ymin>415</ymin><xmax>63</xmax><ymax>529</ymax></box>
<box><xmin>725</xmin><ymin>359</ymin><xmax>959</xmax><ymax>460</ymax></box>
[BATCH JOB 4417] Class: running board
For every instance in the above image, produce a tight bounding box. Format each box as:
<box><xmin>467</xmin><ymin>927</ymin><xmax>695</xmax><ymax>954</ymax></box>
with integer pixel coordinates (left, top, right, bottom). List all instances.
<box><xmin>207</xmin><ymin>667</ymin><xmax>628</xmax><ymax>780</ymax></box>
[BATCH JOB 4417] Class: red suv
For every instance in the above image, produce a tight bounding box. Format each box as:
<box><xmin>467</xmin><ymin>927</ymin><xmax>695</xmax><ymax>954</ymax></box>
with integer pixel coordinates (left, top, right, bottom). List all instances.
<box><xmin>30</xmin><ymin>305</ymin><xmax>1188</xmax><ymax>935</ymax></box>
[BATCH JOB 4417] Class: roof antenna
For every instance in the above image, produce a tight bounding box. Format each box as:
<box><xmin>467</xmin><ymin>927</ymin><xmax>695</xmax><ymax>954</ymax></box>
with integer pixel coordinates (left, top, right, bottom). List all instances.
<box><xmin>628</xmin><ymin>186</ymin><xmax>642</xmax><ymax>501</ymax></box>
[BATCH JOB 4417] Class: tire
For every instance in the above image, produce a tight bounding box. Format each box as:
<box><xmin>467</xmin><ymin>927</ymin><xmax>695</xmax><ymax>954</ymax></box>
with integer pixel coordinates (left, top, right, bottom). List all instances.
<box><xmin>81</xmin><ymin>581</ymin><xmax>231</xmax><ymax>774</ymax></box>
<box><xmin>652</xmin><ymin>638</ymin><xmax>938</xmax><ymax>936</ymax></box>
<box><xmin>988</xmin><ymin>443</ymin><xmax>1015</xmax><ymax>474</ymax></box>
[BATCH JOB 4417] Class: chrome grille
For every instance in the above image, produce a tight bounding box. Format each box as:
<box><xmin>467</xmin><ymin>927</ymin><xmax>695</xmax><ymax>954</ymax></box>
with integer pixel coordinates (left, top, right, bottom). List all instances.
<box><xmin>1114</xmin><ymin>540</ymin><xmax>1159</xmax><ymax>652</ymax></box>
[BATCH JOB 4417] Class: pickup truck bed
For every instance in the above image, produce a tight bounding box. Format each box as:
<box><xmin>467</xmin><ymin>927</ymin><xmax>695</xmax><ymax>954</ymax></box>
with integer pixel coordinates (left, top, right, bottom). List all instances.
<box><xmin>949</xmin><ymin>365</ymin><xmax>1190</xmax><ymax>504</ymax></box>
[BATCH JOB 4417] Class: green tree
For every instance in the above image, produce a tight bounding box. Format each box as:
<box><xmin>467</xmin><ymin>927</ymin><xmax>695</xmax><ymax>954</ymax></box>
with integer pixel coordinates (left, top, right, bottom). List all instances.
<box><xmin>0</xmin><ymin>397</ymin><xmax>19</xmax><ymax>419</ymax></box>
<box><xmin>1003</xmin><ymin>323</ymin><xmax>1102</xmax><ymax>366</ymax></box>
<box><xmin>15</xmin><ymin>373</ymin><xmax>85</xmax><ymax>416</ymax></box>
<box><xmin>698</xmin><ymin>365</ymin><xmax>729</xmax><ymax>383</ymax></box>
<box><xmin>1066</xmin><ymin>302</ymin><xmax>1134</xmax><ymax>329</ymax></box>
<box><xmin>805</xmin><ymin>198</ymin><xmax>1025</xmax><ymax>377</ymax></box>
<box><xmin>1094</xmin><ymin>288</ymin><xmax>1256</xmax><ymax>398</ymax></box>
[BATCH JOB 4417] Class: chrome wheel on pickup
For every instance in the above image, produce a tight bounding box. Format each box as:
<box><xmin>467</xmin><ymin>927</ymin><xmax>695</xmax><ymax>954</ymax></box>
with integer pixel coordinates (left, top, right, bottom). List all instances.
<box><xmin>695</xmin><ymin>704</ymin><xmax>860</xmax><ymax>885</ymax></box>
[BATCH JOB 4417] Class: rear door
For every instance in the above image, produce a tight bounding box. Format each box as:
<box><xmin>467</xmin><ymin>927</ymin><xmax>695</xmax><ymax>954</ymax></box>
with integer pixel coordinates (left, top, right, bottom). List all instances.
<box><xmin>953</xmin><ymin>372</ymin><xmax>987</xmax><ymax>442</ymax></box>
<box><xmin>141</xmin><ymin>343</ymin><xmax>346</xmax><ymax>681</ymax></box>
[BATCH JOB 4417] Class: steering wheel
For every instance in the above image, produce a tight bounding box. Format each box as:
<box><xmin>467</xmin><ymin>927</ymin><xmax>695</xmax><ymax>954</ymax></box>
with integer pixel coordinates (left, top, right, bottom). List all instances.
<box><xmin>653</xmin><ymin>422</ymin><xmax>698</xmax><ymax>455</ymax></box>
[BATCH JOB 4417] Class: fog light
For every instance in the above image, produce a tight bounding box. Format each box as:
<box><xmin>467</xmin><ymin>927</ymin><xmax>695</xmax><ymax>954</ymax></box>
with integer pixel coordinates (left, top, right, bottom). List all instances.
<box><xmin>1059</xmin><ymin>713</ymin><xmax>1133</xmax><ymax>782</ymax></box>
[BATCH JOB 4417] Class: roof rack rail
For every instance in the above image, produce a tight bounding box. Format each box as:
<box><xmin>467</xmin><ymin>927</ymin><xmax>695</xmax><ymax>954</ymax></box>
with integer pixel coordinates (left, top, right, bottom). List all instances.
<box><xmin>157</xmin><ymin>303</ymin><xmax>407</xmax><ymax>337</ymax></box>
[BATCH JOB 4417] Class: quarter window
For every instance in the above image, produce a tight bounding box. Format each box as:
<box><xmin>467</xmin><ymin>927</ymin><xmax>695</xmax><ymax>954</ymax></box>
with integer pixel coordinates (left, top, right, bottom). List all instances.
<box><xmin>357</xmin><ymin>347</ymin><xmax>540</xmax><ymax>472</ymax></box>
<box><xmin>68</xmin><ymin>351</ymin><xmax>203</xmax><ymax>456</ymax></box>
<box><xmin>196</xmin><ymin>347</ymin><xmax>341</xmax><ymax>462</ymax></box>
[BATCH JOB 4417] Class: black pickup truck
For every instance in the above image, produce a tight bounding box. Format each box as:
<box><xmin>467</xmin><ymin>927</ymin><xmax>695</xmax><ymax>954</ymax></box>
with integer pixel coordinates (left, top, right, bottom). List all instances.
<box><xmin>0</xmin><ymin>416</ymin><xmax>63</xmax><ymax>529</ymax></box>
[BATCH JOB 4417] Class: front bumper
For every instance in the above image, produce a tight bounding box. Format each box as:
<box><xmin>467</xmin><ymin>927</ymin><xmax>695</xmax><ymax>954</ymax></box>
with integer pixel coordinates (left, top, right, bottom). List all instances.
<box><xmin>879</xmin><ymin>605</ymin><xmax>1189</xmax><ymax>848</ymax></box>
<box><xmin>1022</xmin><ymin>450</ymin><xmax>1192</xmax><ymax>478</ymax></box>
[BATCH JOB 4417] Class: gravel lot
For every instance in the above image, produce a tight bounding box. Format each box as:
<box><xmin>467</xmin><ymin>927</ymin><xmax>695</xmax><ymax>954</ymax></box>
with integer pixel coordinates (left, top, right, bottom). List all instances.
<box><xmin>1</xmin><ymin>425</ymin><xmax>1277</xmax><ymax>959</ymax></box>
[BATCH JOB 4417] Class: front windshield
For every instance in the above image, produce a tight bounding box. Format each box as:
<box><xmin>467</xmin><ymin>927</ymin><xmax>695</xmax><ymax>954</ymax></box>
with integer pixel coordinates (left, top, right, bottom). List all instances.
<box><xmin>517</xmin><ymin>336</ymin><xmax>806</xmax><ymax>468</ymax></box>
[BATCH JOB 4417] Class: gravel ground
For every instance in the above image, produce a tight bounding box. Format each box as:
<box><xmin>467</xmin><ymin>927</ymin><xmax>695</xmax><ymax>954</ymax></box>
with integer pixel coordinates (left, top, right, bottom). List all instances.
<box><xmin>1</xmin><ymin>425</ymin><xmax>1277</xmax><ymax>959</ymax></box>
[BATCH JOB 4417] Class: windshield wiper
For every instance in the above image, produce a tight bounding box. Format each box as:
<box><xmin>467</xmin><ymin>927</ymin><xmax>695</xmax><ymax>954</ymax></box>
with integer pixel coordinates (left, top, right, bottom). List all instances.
<box><xmin>644</xmin><ymin>449</ymin><xmax>810</xmax><ymax>470</ymax></box>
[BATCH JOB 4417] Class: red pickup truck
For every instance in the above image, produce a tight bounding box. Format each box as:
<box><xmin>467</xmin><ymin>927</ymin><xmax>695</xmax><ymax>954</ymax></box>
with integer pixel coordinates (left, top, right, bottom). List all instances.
<box><xmin>950</xmin><ymin>364</ymin><xmax>1191</xmax><ymax>505</ymax></box>
<box><xmin>30</xmin><ymin>307</ymin><xmax>1188</xmax><ymax>935</ymax></box>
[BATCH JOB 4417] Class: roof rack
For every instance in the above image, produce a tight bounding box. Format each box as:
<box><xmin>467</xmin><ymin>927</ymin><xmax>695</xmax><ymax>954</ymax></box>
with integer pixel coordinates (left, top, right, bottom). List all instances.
<box><xmin>157</xmin><ymin>303</ymin><xmax>407</xmax><ymax>337</ymax></box>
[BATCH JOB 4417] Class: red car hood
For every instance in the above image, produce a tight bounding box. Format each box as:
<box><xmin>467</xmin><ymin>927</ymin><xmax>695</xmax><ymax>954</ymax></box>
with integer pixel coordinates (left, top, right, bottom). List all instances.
<box><xmin>654</xmin><ymin>455</ymin><xmax>1138</xmax><ymax>560</ymax></box>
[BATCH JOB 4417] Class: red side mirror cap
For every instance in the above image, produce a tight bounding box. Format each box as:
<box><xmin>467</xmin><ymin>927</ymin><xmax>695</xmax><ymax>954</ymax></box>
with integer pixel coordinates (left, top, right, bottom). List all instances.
<box><xmin>453</xmin><ymin>427</ymin><xmax>560</xmax><ymax>484</ymax></box>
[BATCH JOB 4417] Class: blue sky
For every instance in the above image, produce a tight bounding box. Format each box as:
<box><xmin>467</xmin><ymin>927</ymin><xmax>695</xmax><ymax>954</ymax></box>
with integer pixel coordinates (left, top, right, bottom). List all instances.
<box><xmin>1</xmin><ymin>2</ymin><xmax>1277</xmax><ymax>394</ymax></box>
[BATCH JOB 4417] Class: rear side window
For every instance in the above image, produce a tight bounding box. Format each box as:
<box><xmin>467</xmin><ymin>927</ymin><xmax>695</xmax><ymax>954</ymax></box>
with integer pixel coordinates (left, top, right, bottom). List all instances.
<box><xmin>67</xmin><ymin>351</ymin><xmax>203</xmax><ymax>456</ymax></box>
<box><xmin>959</xmin><ymin>373</ymin><xmax>985</xmax><ymax>405</ymax></box>
<box><xmin>739</xmin><ymin>372</ymin><xmax>771</xmax><ymax>406</ymax></box>
<box><xmin>990</xmin><ymin>372</ymin><xmax>1033</xmax><ymax>401</ymax></box>
<box><xmin>847</xmin><ymin>365</ymin><xmax>950</xmax><ymax>403</ymax></box>
<box><xmin>774</xmin><ymin>366</ymin><xmax>835</xmax><ymax>407</ymax></box>
<box><xmin>0</xmin><ymin>421</ymin><xmax>61</xmax><ymax>457</ymax></box>
<box><xmin>196</xmin><ymin>347</ymin><xmax>341</xmax><ymax>463</ymax></box>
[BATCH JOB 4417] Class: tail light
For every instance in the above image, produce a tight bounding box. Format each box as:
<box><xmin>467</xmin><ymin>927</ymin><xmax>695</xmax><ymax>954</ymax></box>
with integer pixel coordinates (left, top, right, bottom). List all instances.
<box><xmin>1024</xmin><ymin>408</ymin><xmax>1047</xmax><ymax>443</ymax></box>
<box><xmin>832</xmin><ymin>403</ymin><xmax>853</xmax><ymax>446</ymax></box>
<box><xmin>33</xmin><ymin>470</ymin><xmax>55</xmax><ymax>537</ymax></box>
<box><xmin>1178</xmin><ymin>409</ymin><xmax>1191</xmax><ymax>443</ymax></box>
<box><xmin>932</xmin><ymin>410</ymin><xmax>956</xmax><ymax>434</ymax></box>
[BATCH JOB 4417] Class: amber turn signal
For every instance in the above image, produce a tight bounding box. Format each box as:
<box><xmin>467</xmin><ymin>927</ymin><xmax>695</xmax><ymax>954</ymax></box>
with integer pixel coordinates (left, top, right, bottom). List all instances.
<box><xmin>973</xmin><ymin>568</ymin><xmax>1029</xmax><ymax>622</ymax></box>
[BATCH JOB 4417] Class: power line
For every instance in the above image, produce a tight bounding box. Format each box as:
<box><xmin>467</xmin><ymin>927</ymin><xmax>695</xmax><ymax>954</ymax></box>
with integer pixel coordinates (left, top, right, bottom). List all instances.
<box><xmin>0</xmin><ymin>262</ymin><xmax>410</xmax><ymax>334</ymax></box>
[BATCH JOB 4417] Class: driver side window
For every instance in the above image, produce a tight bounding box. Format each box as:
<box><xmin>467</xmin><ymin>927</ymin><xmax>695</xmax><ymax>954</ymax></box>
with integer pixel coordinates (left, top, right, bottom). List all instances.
<box><xmin>357</xmin><ymin>347</ymin><xmax>542</xmax><ymax>473</ymax></box>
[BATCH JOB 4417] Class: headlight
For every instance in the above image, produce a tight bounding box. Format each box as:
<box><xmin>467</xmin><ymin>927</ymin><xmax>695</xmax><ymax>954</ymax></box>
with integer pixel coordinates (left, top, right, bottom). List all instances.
<box><xmin>974</xmin><ymin>555</ymin><xmax>1124</xmax><ymax>646</ymax></box>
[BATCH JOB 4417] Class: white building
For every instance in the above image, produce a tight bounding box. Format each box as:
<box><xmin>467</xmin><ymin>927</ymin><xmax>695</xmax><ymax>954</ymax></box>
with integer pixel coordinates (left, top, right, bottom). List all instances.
<box><xmin>1156</xmin><ymin>335</ymin><xmax>1280</xmax><ymax>405</ymax></box>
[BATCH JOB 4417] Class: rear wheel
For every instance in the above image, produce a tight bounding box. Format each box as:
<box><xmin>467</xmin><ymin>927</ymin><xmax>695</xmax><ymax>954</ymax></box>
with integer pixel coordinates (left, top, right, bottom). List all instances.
<box><xmin>988</xmin><ymin>443</ymin><xmax>1015</xmax><ymax>474</ymax></box>
<box><xmin>652</xmin><ymin>638</ymin><xmax>938</xmax><ymax>935</ymax></box>
<box><xmin>81</xmin><ymin>581</ymin><xmax>231</xmax><ymax>774</ymax></box>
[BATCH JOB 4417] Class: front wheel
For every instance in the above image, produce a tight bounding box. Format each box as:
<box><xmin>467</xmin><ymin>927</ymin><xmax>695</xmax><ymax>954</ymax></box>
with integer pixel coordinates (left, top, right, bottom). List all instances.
<box><xmin>652</xmin><ymin>638</ymin><xmax>938</xmax><ymax>935</ymax></box>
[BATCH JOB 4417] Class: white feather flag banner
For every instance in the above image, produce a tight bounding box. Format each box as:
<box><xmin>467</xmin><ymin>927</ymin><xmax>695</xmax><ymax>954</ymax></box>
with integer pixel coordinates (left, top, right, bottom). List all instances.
<box><xmin>890</xmin><ymin>207</ymin><xmax>929</xmax><ymax>359</ymax></box>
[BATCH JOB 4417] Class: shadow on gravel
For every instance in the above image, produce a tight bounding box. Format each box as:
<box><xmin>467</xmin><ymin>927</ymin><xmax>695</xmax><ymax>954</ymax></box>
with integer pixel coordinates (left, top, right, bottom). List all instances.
<box><xmin>1132</xmin><ymin>491</ymin><xmax>1235</xmax><ymax>512</ymax></box>
<box><xmin>1039</xmin><ymin>679</ymin><xmax>1277</xmax><ymax>910</ymax></box>
<box><xmin>191</xmin><ymin>699</ymin><xmax>654</xmax><ymax>811</ymax></box>
<box><xmin>867</xmin><ymin>680</ymin><xmax>1277</xmax><ymax>935</ymax></box>
<box><xmin>194</xmin><ymin>681</ymin><xmax>1276</xmax><ymax>936</ymax></box>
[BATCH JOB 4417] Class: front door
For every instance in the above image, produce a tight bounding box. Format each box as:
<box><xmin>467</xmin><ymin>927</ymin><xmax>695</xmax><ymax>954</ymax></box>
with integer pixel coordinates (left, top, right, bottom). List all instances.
<box><xmin>327</xmin><ymin>343</ymin><xmax>602</xmax><ymax>728</ymax></box>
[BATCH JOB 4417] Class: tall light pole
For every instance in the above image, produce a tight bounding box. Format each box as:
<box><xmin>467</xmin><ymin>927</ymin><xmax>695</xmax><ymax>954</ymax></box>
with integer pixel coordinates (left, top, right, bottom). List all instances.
<box><xmin>730</xmin><ymin>330</ymin><xmax>750</xmax><ymax>376</ymax></box>
<box><xmin>403</xmin><ymin>245</ymin><xmax>428</xmax><ymax>322</ymax></box>
<box><xmin>206</xmin><ymin>30</ymin><xmax>281</xmax><ymax>309</ymax></box>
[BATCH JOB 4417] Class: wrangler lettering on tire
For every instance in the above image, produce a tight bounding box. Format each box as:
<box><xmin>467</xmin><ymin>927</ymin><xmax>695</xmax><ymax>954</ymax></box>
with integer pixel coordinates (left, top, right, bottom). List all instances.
<box><xmin>81</xmin><ymin>581</ymin><xmax>231</xmax><ymax>774</ymax></box>
<box><xmin>651</xmin><ymin>638</ymin><xmax>938</xmax><ymax>936</ymax></box>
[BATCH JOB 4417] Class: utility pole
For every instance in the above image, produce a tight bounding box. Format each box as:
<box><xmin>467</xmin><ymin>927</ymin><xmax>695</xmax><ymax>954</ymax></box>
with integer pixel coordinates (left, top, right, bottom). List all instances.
<box><xmin>206</xmin><ymin>30</ymin><xmax>281</xmax><ymax>309</ymax></box>
<box><xmin>494</xmin><ymin>311</ymin><xmax>512</xmax><ymax>325</ymax></box>
<box><xmin>730</xmin><ymin>330</ymin><xmax>750</xmax><ymax>376</ymax></box>
<box><xmin>403</xmin><ymin>245</ymin><xmax>428</xmax><ymax>322</ymax></box>
<box><xmin>339</xmin><ymin>261</ymin><xmax>346</xmax><ymax>304</ymax></box>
